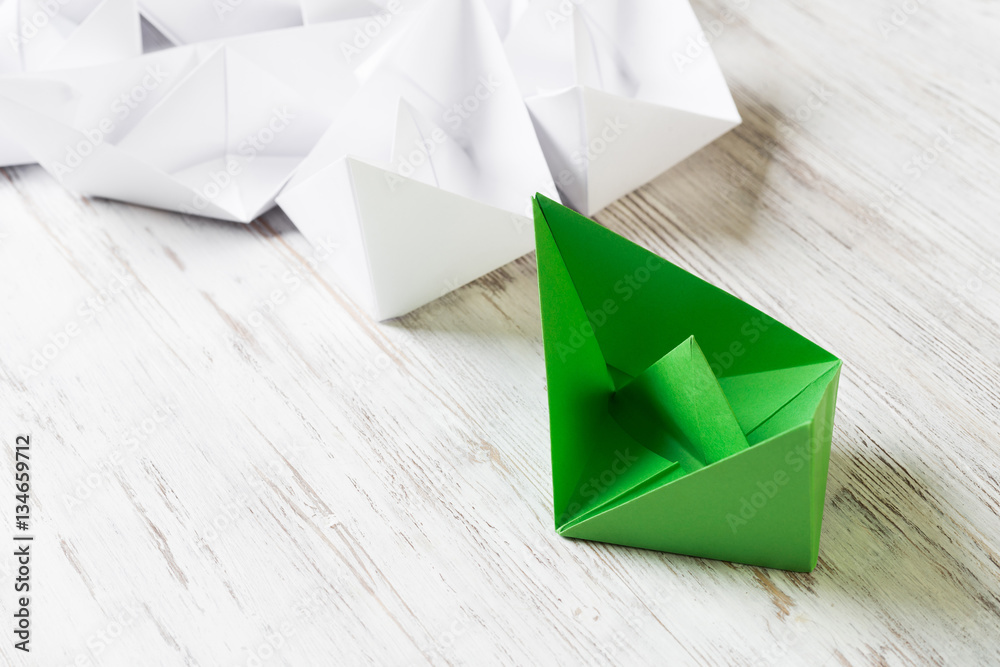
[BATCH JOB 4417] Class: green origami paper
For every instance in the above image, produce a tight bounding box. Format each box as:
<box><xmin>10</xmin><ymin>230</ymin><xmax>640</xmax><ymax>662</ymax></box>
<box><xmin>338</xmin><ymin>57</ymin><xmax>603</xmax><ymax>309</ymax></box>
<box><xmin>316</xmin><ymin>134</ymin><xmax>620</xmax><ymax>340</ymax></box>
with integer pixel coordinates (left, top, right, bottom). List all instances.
<box><xmin>533</xmin><ymin>194</ymin><xmax>842</xmax><ymax>572</ymax></box>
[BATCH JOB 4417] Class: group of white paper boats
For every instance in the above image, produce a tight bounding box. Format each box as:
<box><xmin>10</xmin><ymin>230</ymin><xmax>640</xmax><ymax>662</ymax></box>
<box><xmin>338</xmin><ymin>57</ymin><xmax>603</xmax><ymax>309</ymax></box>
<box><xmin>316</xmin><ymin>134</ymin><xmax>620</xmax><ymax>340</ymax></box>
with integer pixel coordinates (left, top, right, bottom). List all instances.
<box><xmin>0</xmin><ymin>0</ymin><xmax>740</xmax><ymax>319</ymax></box>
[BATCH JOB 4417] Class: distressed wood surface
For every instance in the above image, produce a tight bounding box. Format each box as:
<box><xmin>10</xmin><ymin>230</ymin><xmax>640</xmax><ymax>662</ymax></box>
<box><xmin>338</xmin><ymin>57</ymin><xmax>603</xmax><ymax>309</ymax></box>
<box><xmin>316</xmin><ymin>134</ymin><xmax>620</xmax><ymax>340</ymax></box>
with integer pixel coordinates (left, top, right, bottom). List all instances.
<box><xmin>2</xmin><ymin>1</ymin><xmax>1000</xmax><ymax>665</ymax></box>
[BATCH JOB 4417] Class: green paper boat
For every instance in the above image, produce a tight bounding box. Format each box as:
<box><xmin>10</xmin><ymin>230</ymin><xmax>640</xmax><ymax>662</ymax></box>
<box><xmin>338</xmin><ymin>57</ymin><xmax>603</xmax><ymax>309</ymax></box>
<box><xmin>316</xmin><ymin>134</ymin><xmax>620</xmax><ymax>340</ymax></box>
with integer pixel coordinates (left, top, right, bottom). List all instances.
<box><xmin>533</xmin><ymin>194</ymin><xmax>842</xmax><ymax>572</ymax></box>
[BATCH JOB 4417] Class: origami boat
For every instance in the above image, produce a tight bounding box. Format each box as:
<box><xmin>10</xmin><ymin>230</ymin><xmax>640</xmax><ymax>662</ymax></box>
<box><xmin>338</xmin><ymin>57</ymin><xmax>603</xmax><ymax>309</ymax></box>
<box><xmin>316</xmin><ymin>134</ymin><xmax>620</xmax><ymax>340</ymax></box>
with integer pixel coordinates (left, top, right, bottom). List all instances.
<box><xmin>0</xmin><ymin>20</ymin><xmax>409</xmax><ymax>222</ymax></box>
<box><xmin>503</xmin><ymin>0</ymin><xmax>742</xmax><ymax>215</ymax></box>
<box><xmin>0</xmin><ymin>0</ymin><xmax>141</xmax><ymax>166</ymax></box>
<box><xmin>534</xmin><ymin>194</ymin><xmax>842</xmax><ymax>571</ymax></box>
<box><xmin>138</xmin><ymin>0</ymin><xmax>398</xmax><ymax>44</ymax></box>
<box><xmin>277</xmin><ymin>0</ymin><xmax>556</xmax><ymax>320</ymax></box>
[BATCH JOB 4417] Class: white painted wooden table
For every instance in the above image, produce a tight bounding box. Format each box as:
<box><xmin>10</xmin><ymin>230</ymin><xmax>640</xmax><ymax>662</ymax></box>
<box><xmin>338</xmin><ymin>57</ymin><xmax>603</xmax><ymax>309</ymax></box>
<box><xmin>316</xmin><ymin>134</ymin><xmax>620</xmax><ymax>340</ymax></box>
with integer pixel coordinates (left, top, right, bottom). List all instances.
<box><xmin>2</xmin><ymin>1</ymin><xmax>1000</xmax><ymax>665</ymax></box>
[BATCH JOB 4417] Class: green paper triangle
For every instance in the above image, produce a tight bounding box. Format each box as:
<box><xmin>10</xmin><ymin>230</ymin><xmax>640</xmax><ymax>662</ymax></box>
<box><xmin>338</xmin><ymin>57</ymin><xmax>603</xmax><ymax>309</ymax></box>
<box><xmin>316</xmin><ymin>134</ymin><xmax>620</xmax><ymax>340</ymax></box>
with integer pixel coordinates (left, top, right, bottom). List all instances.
<box><xmin>535</xmin><ymin>198</ymin><xmax>677</xmax><ymax>526</ymax></box>
<box><xmin>718</xmin><ymin>360</ymin><xmax>840</xmax><ymax>437</ymax></box>
<box><xmin>534</xmin><ymin>194</ymin><xmax>843</xmax><ymax>572</ymax></box>
<box><xmin>534</xmin><ymin>194</ymin><xmax>836</xmax><ymax>378</ymax></box>
<box><xmin>611</xmin><ymin>336</ymin><xmax>748</xmax><ymax>471</ymax></box>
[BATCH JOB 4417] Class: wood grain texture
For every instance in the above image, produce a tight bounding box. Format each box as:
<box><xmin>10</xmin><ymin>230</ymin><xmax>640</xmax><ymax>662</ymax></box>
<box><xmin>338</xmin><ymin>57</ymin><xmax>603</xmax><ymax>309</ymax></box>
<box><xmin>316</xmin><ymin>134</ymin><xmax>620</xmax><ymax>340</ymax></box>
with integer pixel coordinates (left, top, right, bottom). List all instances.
<box><xmin>2</xmin><ymin>1</ymin><xmax>999</xmax><ymax>665</ymax></box>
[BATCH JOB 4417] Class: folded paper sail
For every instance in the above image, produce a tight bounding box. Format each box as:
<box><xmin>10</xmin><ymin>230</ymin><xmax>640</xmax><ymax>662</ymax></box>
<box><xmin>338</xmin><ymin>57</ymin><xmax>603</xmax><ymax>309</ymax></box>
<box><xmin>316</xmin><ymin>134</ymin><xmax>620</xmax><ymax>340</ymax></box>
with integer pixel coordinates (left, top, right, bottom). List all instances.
<box><xmin>534</xmin><ymin>194</ymin><xmax>842</xmax><ymax>571</ymax></box>
<box><xmin>277</xmin><ymin>0</ymin><xmax>557</xmax><ymax>320</ymax></box>
<box><xmin>139</xmin><ymin>0</ymin><xmax>305</xmax><ymax>44</ymax></box>
<box><xmin>501</xmin><ymin>0</ymin><xmax>741</xmax><ymax>215</ymax></box>
<box><xmin>139</xmin><ymin>0</ymin><xmax>427</xmax><ymax>45</ymax></box>
<box><xmin>0</xmin><ymin>0</ymin><xmax>141</xmax><ymax>165</ymax></box>
<box><xmin>0</xmin><ymin>21</ymin><xmax>408</xmax><ymax>222</ymax></box>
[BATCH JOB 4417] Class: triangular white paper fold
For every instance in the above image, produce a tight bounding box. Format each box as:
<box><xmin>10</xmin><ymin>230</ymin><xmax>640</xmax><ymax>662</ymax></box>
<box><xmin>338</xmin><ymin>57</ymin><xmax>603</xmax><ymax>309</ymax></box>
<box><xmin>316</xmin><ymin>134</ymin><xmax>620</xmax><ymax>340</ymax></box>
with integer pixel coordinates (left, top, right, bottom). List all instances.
<box><xmin>499</xmin><ymin>0</ymin><xmax>741</xmax><ymax>214</ymax></box>
<box><xmin>277</xmin><ymin>0</ymin><xmax>557</xmax><ymax>320</ymax></box>
<box><xmin>139</xmin><ymin>0</ymin><xmax>429</xmax><ymax>45</ymax></box>
<box><xmin>0</xmin><ymin>22</ymin><xmax>402</xmax><ymax>222</ymax></box>
<box><xmin>0</xmin><ymin>0</ymin><xmax>141</xmax><ymax>166</ymax></box>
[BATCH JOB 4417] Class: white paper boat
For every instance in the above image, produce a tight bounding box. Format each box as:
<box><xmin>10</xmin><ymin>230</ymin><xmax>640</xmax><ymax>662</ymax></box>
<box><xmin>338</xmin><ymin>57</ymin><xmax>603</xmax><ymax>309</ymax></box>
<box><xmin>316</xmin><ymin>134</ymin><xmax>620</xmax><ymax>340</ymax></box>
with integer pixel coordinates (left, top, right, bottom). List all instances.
<box><xmin>277</xmin><ymin>0</ymin><xmax>556</xmax><ymax>320</ymax></box>
<box><xmin>0</xmin><ymin>0</ymin><xmax>141</xmax><ymax>165</ymax></box>
<box><xmin>498</xmin><ymin>0</ymin><xmax>741</xmax><ymax>214</ymax></box>
<box><xmin>139</xmin><ymin>0</ymin><xmax>424</xmax><ymax>44</ymax></box>
<box><xmin>0</xmin><ymin>20</ymin><xmax>409</xmax><ymax>222</ymax></box>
